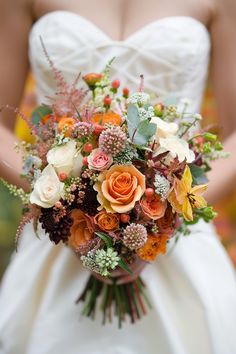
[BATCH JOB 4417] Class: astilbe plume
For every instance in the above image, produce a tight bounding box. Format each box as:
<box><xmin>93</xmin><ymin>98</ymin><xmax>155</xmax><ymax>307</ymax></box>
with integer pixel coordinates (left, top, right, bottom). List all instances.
<box><xmin>40</xmin><ymin>37</ymin><xmax>88</xmax><ymax>117</ymax></box>
<box><xmin>15</xmin><ymin>205</ymin><xmax>41</xmax><ymax>250</ymax></box>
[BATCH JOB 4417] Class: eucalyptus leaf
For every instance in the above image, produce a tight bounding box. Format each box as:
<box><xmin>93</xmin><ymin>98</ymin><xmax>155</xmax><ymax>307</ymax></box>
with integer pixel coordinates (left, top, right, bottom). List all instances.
<box><xmin>31</xmin><ymin>105</ymin><xmax>53</xmax><ymax>125</ymax></box>
<box><xmin>189</xmin><ymin>164</ymin><xmax>208</xmax><ymax>185</ymax></box>
<box><xmin>133</xmin><ymin>119</ymin><xmax>156</xmax><ymax>145</ymax></box>
<box><xmin>127</xmin><ymin>105</ymin><xmax>140</xmax><ymax>139</ymax></box>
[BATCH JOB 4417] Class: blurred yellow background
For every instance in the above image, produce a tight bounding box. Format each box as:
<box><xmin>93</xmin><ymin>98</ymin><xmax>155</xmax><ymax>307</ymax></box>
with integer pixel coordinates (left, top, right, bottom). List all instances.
<box><xmin>0</xmin><ymin>73</ymin><xmax>236</xmax><ymax>279</ymax></box>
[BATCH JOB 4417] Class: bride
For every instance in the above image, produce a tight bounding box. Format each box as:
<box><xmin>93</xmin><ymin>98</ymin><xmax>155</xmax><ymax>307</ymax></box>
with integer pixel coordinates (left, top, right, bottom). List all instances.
<box><xmin>1</xmin><ymin>0</ymin><xmax>236</xmax><ymax>353</ymax></box>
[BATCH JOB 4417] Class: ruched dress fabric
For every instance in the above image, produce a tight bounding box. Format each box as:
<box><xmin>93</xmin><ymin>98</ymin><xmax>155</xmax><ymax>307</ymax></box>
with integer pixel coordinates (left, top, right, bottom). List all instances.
<box><xmin>0</xmin><ymin>11</ymin><xmax>236</xmax><ymax>354</ymax></box>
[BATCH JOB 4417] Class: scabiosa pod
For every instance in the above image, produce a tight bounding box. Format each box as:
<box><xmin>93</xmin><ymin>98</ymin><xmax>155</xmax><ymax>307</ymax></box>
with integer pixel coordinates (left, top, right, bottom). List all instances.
<box><xmin>99</xmin><ymin>126</ymin><xmax>126</xmax><ymax>156</ymax></box>
<box><xmin>81</xmin><ymin>248</ymin><xmax>120</xmax><ymax>276</ymax></box>
<box><xmin>123</xmin><ymin>223</ymin><xmax>148</xmax><ymax>250</ymax></box>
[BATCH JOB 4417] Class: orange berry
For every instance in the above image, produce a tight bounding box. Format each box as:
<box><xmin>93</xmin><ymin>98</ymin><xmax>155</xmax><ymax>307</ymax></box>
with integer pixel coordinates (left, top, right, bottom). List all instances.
<box><xmin>104</xmin><ymin>95</ymin><xmax>112</xmax><ymax>107</ymax></box>
<box><xmin>55</xmin><ymin>201</ymin><xmax>62</xmax><ymax>208</ymax></box>
<box><xmin>83</xmin><ymin>156</ymin><xmax>88</xmax><ymax>166</ymax></box>
<box><xmin>145</xmin><ymin>188</ymin><xmax>154</xmax><ymax>199</ymax></box>
<box><xmin>111</xmin><ymin>79</ymin><xmax>120</xmax><ymax>89</ymax></box>
<box><xmin>123</xmin><ymin>87</ymin><xmax>129</xmax><ymax>98</ymax></box>
<box><xmin>93</xmin><ymin>124</ymin><xmax>104</xmax><ymax>136</ymax></box>
<box><xmin>120</xmin><ymin>214</ymin><xmax>130</xmax><ymax>223</ymax></box>
<box><xmin>83</xmin><ymin>143</ymin><xmax>93</xmax><ymax>153</ymax></box>
<box><xmin>59</xmin><ymin>172</ymin><xmax>68</xmax><ymax>181</ymax></box>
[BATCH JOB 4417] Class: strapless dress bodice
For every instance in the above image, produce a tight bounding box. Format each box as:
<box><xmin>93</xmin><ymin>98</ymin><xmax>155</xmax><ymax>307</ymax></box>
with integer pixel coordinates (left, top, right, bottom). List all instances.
<box><xmin>29</xmin><ymin>11</ymin><xmax>211</xmax><ymax>112</ymax></box>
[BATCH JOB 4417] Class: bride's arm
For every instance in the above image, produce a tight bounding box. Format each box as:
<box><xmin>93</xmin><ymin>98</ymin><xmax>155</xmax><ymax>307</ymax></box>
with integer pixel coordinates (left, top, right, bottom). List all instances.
<box><xmin>0</xmin><ymin>0</ymin><xmax>32</xmax><ymax>188</ymax></box>
<box><xmin>206</xmin><ymin>0</ymin><xmax>236</xmax><ymax>203</ymax></box>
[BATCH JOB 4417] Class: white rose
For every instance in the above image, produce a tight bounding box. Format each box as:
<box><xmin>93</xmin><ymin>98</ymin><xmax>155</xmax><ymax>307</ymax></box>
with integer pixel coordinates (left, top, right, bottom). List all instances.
<box><xmin>150</xmin><ymin>117</ymin><xmax>178</xmax><ymax>140</ymax></box>
<box><xmin>47</xmin><ymin>140</ymin><xmax>82</xmax><ymax>175</ymax></box>
<box><xmin>154</xmin><ymin>136</ymin><xmax>195</xmax><ymax>163</ymax></box>
<box><xmin>30</xmin><ymin>165</ymin><xmax>64</xmax><ymax>208</ymax></box>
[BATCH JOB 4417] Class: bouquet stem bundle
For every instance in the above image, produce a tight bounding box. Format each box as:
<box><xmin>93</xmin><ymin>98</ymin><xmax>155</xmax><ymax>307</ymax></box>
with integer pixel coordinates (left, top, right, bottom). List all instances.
<box><xmin>76</xmin><ymin>275</ymin><xmax>152</xmax><ymax>328</ymax></box>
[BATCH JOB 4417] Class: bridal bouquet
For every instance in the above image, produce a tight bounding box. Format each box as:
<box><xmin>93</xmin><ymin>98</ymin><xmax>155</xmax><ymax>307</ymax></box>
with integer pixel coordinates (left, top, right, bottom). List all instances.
<box><xmin>1</xmin><ymin>51</ymin><xmax>226</xmax><ymax>327</ymax></box>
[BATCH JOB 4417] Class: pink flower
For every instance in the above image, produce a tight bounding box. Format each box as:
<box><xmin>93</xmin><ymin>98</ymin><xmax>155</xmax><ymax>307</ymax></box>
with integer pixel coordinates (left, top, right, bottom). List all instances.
<box><xmin>87</xmin><ymin>148</ymin><xmax>113</xmax><ymax>171</ymax></box>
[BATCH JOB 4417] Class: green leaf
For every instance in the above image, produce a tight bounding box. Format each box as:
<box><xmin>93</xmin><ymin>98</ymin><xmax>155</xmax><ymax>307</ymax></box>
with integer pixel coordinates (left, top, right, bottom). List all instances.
<box><xmin>95</xmin><ymin>232</ymin><xmax>113</xmax><ymax>248</ymax></box>
<box><xmin>31</xmin><ymin>105</ymin><xmax>53</xmax><ymax>125</ymax></box>
<box><xmin>189</xmin><ymin>164</ymin><xmax>208</xmax><ymax>185</ymax></box>
<box><xmin>118</xmin><ymin>259</ymin><xmax>133</xmax><ymax>275</ymax></box>
<box><xmin>133</xmin><ymin>119</ymin><xmax>156</xmax><ymax>145</ymax></box>
<box><xmin>127</xmin><ymin>105</ymin><xmax>140</xmax><ymax>139</ymax></box>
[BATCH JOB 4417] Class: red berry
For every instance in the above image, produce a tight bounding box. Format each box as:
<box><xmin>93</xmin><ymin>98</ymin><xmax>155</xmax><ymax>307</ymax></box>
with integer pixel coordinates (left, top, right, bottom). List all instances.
<box><xmin>120</xmin><ymin>214</ymin><xmax>130</xmax><ymax>223</ymax></box>
<box><xmin>111</xmin><ymin>79</ymin><xmax>120</xmax><ymax>89</ymax></box>
<box><xmin>55</xmin><ymin>201</ymin><xmax>62</xmax><ymax>208</ymax></box>
<box><xmin>82</xmin><ymin>156</ymin><xmax>88</xmax><ymax>166</ymax></box>
<box><xmin>83</xmin><ymin>143</ymin><xmax>93</xmax><ymax>153</ymax></box>
<box><xmin>59</xmin><ymin>172</ymin><xmax>68</xmax><ymax>181</ymax></box>
<box><xmin>93</xmin><ymin>124</ymin><xmax>104</xmax><ymax>135</ymax></box>
<box><xmin>145</xmin><ymin>188</ymin><xmax>154</xmax><ymax>199</ymax></box>
<box><xmin>123</xmin><ymin>87</ymin><xmax>129</xmax><ymax>98</ymax></box>
<box><xmin>104</xmin><ymin>95</ymin><xmax>112</xmax><ymax>106</ymax></box>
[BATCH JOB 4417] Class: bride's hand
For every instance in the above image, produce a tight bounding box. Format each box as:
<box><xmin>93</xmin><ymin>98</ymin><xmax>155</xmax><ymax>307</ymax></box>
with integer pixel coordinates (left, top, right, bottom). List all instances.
<box><xmin>92</xmin><ymin>257</ymin><xmax>147</xmax><ymax>285</ymax></box>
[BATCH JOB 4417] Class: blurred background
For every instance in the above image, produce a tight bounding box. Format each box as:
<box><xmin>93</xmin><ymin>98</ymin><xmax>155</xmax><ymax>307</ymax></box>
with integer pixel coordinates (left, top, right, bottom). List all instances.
<box><xmin>0</xmin><ymin>73</ymin><xmax>236</xmax><ymax>279</ymax></box>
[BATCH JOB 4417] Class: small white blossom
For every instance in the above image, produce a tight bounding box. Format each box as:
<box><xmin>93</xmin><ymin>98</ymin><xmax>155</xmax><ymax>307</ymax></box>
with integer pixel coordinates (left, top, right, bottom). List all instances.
<box><xmin>128</xmin><ymin>92</ymin><xmax>150</xmax><ymax>106</ymax></box>
<box><xmin>154</xmin><ymin>173</ymin><xmax>171</xmax><ymax>200</ymax></box>
<box><xmin>138</xmin><ymin>106</ymin><xmax>155</xmax><ymax>120</ymax></box>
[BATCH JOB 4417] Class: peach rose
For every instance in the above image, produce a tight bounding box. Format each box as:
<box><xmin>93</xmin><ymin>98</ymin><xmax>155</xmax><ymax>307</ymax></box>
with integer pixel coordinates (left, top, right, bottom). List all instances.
<box><xmin>137</xmin><ymin>234</ymin><xmax>167</xmax><ymax>261</ymax></box>
<box><xmin>140</xmin><ymin>194</ymin><xmax>167</xmax><ymax>220</ymax></box>
<box><xmin>68</xmin><ymin>209</ymin><xmax>94</xmax><ymax>249</ymax></box>
<box><xmin>94</xmin><ymin>164</ymin><xmax>146</xmax><ymax>213</ymax></box>
<box><xmin>94</xmin><ymin>211</ymin><xmax>120</xmax><ymax>231</ymax></box>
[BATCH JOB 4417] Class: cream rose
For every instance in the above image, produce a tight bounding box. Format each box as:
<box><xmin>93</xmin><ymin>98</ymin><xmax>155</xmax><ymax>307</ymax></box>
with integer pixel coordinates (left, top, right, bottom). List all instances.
<box><xmin>154</xmin><ymin>136</ymin><xmax>195</xmax><ymax>163</ymax></box>
<box><xmin>151</xmin><ymin>117</ymin><xmax>178</xmax><ymax>140</ymax></box>
<box><xmin>30</xmin><ymin>164</ymin><xmax>64</xmax><ymax>208</ymax></box>
<box><xmin>47</xmin><ymin>140</ymin><xmax>82</xmax><ymax>175</ymax></box>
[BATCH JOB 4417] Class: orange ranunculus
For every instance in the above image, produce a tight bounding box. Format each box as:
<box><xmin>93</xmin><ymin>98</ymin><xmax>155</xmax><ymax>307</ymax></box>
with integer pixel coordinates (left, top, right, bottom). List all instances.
<box><xmin>68</xmin><ymin>209</ymin><xmax>94</xmax><ymax>250</ymax></box>
<box><xmin>137</xmin><ymin>234</ymin><xmax>167</xmax><ymax>261</ymax></box>
<box><xmin>140</xmin><ymin>194</ymin><xmax>167</xmax><ymax>220</ymax></box>
<box><xmin>94</xmin><ymin>164</ymin><xmax>146</xmax><ymax>213</ymax></box>
<box><xmin>94</xmin><ymin>211</ymin><xmax>120</xmax><ymax>231</ymax></box>
<box><xmin>91</xmin><ymin>111</ymin><xmax>122</xmax><ymax>126</ymax></box>
<box><xmin>58</xmin><ymin>117</ymin><xmax>76</xmax><ymax>137</ymax></box>
<box><xmin>83</xmin><ymin>73</ymin><xmax>103</xmax><ymax>88</ymax></box>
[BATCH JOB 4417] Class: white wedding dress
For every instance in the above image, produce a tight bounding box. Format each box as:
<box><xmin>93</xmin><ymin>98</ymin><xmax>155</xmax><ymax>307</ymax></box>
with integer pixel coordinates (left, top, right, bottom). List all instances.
<box><xmin>0</xmin><ymin>11</ymin><xmax>236</xmax><ymax>354</ymax></box>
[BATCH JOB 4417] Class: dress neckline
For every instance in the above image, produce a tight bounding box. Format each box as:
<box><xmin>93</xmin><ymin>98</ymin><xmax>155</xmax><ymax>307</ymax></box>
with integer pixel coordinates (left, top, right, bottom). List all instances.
<box><xmin>30</xmin><ymin>10</ymin><xmax>210</xmax><ymax>43</ymax></box>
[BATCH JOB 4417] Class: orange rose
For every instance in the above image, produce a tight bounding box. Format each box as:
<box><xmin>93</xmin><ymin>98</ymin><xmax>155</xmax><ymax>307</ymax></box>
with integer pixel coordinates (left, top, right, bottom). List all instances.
<box><xmin>68</xmin><ymin>209</ymin><xmax>94</xmax><ymax>250</ymax></box>
<box><xmin>58</xmin><ymin>117</ymin><xmax>76</xmax><ymax>137</ymax></box>
<box><xmin>94</xmin><ymin>164</ymin><xmax>146</xmax><ymax>213</ymax></box>
<box><xmin>137</xmin><ymin>234</ymin><xmax>167</xmax><ymax>261</ymax></box>
<box><xmin>140</xmin><ymin>194</ymin><xmax>167</xmax><ymax>220</ymax></box>
<box><xmin>94</xmin><ymin>211</ymin><xmax>120</xmax><ymax>231</ymax></box>
<box><xmin>91</xmin><ymin>111</ymin><xmax>122</xmax><ymax>126</ymax></box>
